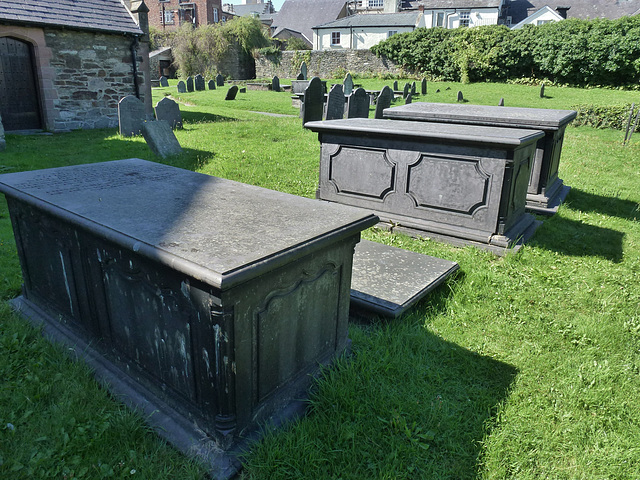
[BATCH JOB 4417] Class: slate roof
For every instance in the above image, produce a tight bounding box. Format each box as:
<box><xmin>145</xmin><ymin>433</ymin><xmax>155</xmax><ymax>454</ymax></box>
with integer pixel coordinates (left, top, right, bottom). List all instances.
<box><xmin>0</xmin><ymin>0</ymin><xmax>143</xmax><ymax>35</ymax></box>
<box><xmin>406</xmin><ymin>0</ymin><xmax>503</xmax><ymax>8</ymax></box>
<box><xmin>505</xmin><ymin>0</ymin><xmax>640</xmax><ymax>23</ymax></box>
<box><xmin>272</xmin><ymin>0</ymin><xmax>349</xmax><ymax>43</ymax></box>
<box><xmin>314</xmin><ymin>12</ymin><xmax>423</xmax><ymax>29</ymax></box>
<box><xmin>226</xmin><ymin>2</ymin><xmax>275</xmax><ymax>17</ymax></box>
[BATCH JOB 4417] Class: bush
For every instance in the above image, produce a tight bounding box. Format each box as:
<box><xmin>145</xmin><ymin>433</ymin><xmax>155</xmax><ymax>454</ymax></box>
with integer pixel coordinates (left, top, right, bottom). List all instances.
<box><xmin>572</xmin><ymin>103</ymin><xmax>638</xmax><ymax>130</ymax></box>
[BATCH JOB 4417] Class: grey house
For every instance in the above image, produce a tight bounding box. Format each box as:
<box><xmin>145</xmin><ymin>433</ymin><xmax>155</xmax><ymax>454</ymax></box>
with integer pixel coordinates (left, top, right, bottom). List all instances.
<box><xmin>0</xmin><ymin>0</ymin><xmax>152</xmax><ymax>132</ymax></box>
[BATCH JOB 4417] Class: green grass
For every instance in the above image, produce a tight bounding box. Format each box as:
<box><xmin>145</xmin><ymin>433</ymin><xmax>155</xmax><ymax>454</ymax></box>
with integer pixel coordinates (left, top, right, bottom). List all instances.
<box><xmin>1</xmin><ymin>80</ymin><xmax>640</xmax><ymax>479</ymax></box>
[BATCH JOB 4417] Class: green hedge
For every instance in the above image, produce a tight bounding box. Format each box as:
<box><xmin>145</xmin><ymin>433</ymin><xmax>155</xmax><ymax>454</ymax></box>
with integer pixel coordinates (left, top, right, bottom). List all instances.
<box><xmin>371</xmin><ymin>16</ymin><xmax>640</xmax><ymax>87</ymax></box>
<box><xmin>571</xmin><ymin>103</ymin><xmax>637</xmax><ymax>130</ymax></box>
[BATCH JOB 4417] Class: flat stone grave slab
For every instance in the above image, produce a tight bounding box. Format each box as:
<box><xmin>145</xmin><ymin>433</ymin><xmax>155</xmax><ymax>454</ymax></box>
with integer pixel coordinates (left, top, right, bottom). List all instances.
<box><xmin>383</xmin><ymin>102</ymin><xmax>577</xmax><ymax>215</ymax></box>
<box><xmin>0</xmin><ymin>159</ymin><xmax>378</xmax><ymax>479</ymax></box>
<box><xmin>350</xmin><ymin>240</ymin><xmax>459</xmax><ymax>318</ymax></box>
<box><xmin>305</xmin><ymin>118</ymin><xmax>545</xmax><ymax>254</ymax></box>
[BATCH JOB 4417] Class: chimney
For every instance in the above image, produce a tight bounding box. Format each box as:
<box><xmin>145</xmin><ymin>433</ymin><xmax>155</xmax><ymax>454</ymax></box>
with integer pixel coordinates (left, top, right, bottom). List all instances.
<box><xmin>555</xmin><ymin>6</ymin><xmax>570</xmax><ymax>18</ymax></box>
<box><xmin>419</xmin><ymin>5</ymin><xmax>424</xmax><ymax>13</ymax></box>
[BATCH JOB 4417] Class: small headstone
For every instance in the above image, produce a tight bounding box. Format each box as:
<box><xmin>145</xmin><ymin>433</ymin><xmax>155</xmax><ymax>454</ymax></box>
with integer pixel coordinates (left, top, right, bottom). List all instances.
<box><xmin>421</xmin><ymin>78</ymin><xmax>427</xmax><ymax>95</ymax></box>
<box><xmin>374</xmin><ymin>85</ymin><xmax>393</xmax><ymax>119</ymax></box>
<box><xmin>272</xmin><ymin>75</ymin><xmax>280</xmax><ymax>92</ymax></box>
<box><xmin>194</xmin><ymin>74</ymin><xmax>205</xmax><ymax>91</ymax></box>
<box><xmin>457</xmin><ymin>90</ymin><xmax>464</xmax><ymax>102</ymax></box>
<box><xmin>186</xmin><ymin>76</ymin><xmax>194</xmax><ymax>93</ymax></box>
<box><xmin>393</xmin><ymin>80</ymin><xmax>398</xmax><ymax>91</ymax></box>
<box><xmin>405</xmin><ymin>93</ymin><xmax>412</xmax><ymax>104</ymax></box>
<box><xmin>225</xmin><ymin>85</ymin><xmax>239</xmax><ymax>100</ymax></box>
<box><xmin>216</xmin><ymin>74</ymin><xmax>224</xmax><ymax>87</ymax></box>
<box><xmin>403</xmin><ymin>83</ymin><xmax>410</xmax><ymax>99</ymax></box>
<box><xmin>208</xmin><ymin>79</ymin><xmax>216</xmax><ymax>90</ymax></box>
<box><xmin>343</xmin><ymin>73</ymin><xmax>354</xmax><ymax>96</ymax></box>
<box><xmin>296</xmin><ymin>72</ymin><xmax>304</xmax><ymax>80</ymax></box>
<box><xmin>177</xmin><ymin>81</ymin><xmax>186</xmax><ymax>93</ymax></box>
<box><xmin>142</xmin><ymin>120</ymin><xmax>183</xmax><ymax>159</ymax></box>
<box><xmin>302</xmin><ymin>76</ymin><xmax>324</xmax><ymax>125</ymax></box>
<box><xmin>446</xmin><ymin>87</ymin><xmax>451</xmax><ymax>90</ymax></box>
<box><xmin>540</xmin><ymin>83</ymin><xmax>545</xmax><ymax>98</ymax></box>
<box><xmin>118</xmin><ymin>95</ymin><xmax>146</xmax><ymax>137</ymax></box>
<box><xmin>498</xmin><ymin>98</ymin><xmax>504</xmax><ymax>106</ymax></box>
<box><xmin>239</xmin><ymin>87</ymin><xmax>246</xmax><ymax>93</ymax></box>
<box><xmin>159</xmin><ymin>76</ymin><xmax>169</xmax><ymax>87</ymax></box>
<box><xmin>436</xmin><ymin>88</ymin><xmax>440</xmax><ymax>93</ymax></box>
<box><xmin>411</xmin><ymin>82</ymin><xmax>416</xmax><ymax>95</ymax></box>
<box><xmin>300</xmin><ymin>61</ymin><xmax>307</xmax><ymax>80</ymax></box>
<box><xmin>325</xmin><ymin>84</ymin><xmax>345</xmax><ymax>120</ymax></box>
<box><xmin>154</xmin><ymin>97</ymin><xmax>182</xmax><ymax>129</ymax></box>
<box><xmin>347</xmin><ymin>87</ymin><xmax>369</xmax><ymax>119</ymax></box>
<box><xmin>0</xmin><ymin>112</ymin><xmax>5</xmax><ymax>152</ymax></box>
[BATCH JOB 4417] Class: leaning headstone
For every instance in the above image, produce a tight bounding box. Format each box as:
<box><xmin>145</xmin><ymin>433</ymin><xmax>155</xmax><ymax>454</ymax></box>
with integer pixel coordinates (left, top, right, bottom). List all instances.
<box><xmin>403</xmin><ymin>83</ymin><xmax>410</xmax><ymax>99</ymax></box>
<box><xmin>421</xmin><ymin>78</ymin><xmax>427</xmax><ymax>95</ymax></box>
<box><xmin>118</xmin><ymin>95</ymin><xmax>146</xmax><ymax>137</ymax></box>
<box><xmin>498</xmin><ymin>98</ymin><xmax>504</xmax><ymax>106</ymax></box>
<box><xmin>300</xmin><ymin>61</ymin><xmax>307</xmax><ymax>80</ymax></box>
<box><xmin>393</xmin><ymin>80</ymin><xmax>398</xmax><ymax>91</ymax></box>
<box><xmin>272</xmin><ymin>75</ymin><xmax>280</xmax><ymax>92</ymax></box>
<box><xmin>186</xmin><ymin>76</ymin><xmax>194</xmax><ymax>92</ymax></box>
<box><xmin>405</xmin><ymin>93</ymin><xmax>412</xmax><ymax>104</ymax></box>
<box><xmin>208</xmin><ymin>79</ymin><xmax>216</xmax><ymax>90</ymax></box>
<box><xmin>325</xmin><ymin>84</ymin><xmax>345</xmax><ymax>120</ymax></box>
<box><xmin>0</xmin><ymin>112</ymin><xmax>5</xmax><ymax>152</ymax></box>
<box><xmin>216</xmin><ymin>74</ymin><xmax>224</xmax><ymax>87</ymax></box>
<box><xmin>457</xmin><ymin>90</ymin><xmax>464</xmax><ymax>102</ymax></box>
<box><xmin>411</xmin><ymin>82</ymin><xmax>416</xmax><ymax>95</ymax></box>
<box><xmin>194</xmin><ymin>74</ymin><xmax>205</xmax><ymax>91</ymax></box>
<box><xmin>296</xmin><ymin>72</ymin><xmax>304</xmax><ymax>80</ymax></box>
<box><xmin>347</xmin><ymin>87</ymin><xmax>369</xmax><ymax>119</ymax></box>
<box><xmin>154</xmin><ymin>97</ymin><xmax>182</xmax><ymax>130</ymax></box>
<box><xmin>142</xmin><ymin>120</ymin><xmax>183</xmax><ymax>159</ymax></box>
<box><xmin>374</xmin><ymin>85</ymin><xmax>393</xmax><ymax>119</ymax></box>
<box><xmin>177</xmin><ymin>81</ymin><xmax>186</xmax><ymax>93</ymax></box>
<box><xmin>159</xmin><ymin>76</ymin><xmax>169</xmax><ymax>87</ymax></box>
<box><xmin>540</xmin><ymin>83</ymin><xmax>545</xmax><ymax>98</ymax></box>
<box><xmin>302</xmin><ymin>76</ymin><xmax>324</xmax><ymax>125</ymax></box>
<box><xmin>225</xmin><ymin>85</ymin><xmax>239</xmax><ymax>100</ymax></box>
<box><xmin>343</xmin><ymin>73</ymin><xmax>354</xmax><ymax>96</ymax></box>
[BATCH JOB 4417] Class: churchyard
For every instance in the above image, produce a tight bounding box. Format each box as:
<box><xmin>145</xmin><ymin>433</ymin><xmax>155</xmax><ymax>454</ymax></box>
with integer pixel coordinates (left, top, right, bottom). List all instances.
<box><xmin>0</xmin><ymin>77</ymin><xmax>639</xmax><ymax>479</ymax></box>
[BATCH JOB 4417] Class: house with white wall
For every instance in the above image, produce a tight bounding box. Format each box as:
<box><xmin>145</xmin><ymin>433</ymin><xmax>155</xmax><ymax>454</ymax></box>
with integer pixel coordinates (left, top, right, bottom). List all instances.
<box><xmin>312</xmin><ymin>11</ymin><xmax>424</xmax><ymax>50</ymax></box>
<box><xmin>510</xmin><ymin>5</ymin><xmax>564</xmax><ymax>28</ymax></box>
<box><xmin>404</xmin><ymin>0</ymin><xmax>504</xmax><ymax>28</ymax></box>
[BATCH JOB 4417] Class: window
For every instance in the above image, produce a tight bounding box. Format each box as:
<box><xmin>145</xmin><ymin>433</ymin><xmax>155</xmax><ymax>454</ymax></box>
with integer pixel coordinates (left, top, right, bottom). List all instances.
<box><xmin>436</xmin><ymin>12</ymin><xmax>444</xmax><ymax>27</ymax></box>
<box><xmin>536</xmin><ymin>19</ymin><xmax>551</xmax><ymax>25</ymax></box>
<box><xmin>368</xmin><ymin>0</ymin><xmax>383</xmax><ymax>7</ymax></box>
<box><xmin>459</xmin><ymin>11</ymin><xmax>470</xmax><ymax>27</ymax></box>
<box><xmin>213</xmin><ymin>7</ymin><xmax>219</xmax><ymax>23</ymax></box>
<box><xmin>331</xmin><ymin>31</ymin><xmax>341</xmax><ymax>45</ymax></box>
<box><xmin>388</xmin><ymin>30</ymin><xmax>398</xmax><ymax>38</ymax></box>
<box><xmin>506</xmin><ymin>15</ymin><xmax>512</xmax><ymax>26</ymax></box>
<box><xmin>161</xmin><ymin>9</ymin><xmax>174</xmax><ymax>24</ymax></box>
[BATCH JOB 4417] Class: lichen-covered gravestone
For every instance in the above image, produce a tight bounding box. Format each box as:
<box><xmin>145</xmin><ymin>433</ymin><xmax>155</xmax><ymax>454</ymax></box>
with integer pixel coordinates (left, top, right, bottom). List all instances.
<box><xmin>343</xmin><ymin>73</ymin><xmax>354</xmax><ymax>96</ymax></box>
<box><xmin>194</xmin><ymin>74</ymin><xmax>205</xmax><ymax>91</ymax></box>
<box><xmin>272</xmin><ymin>75</ymin><xmax>280</xmax><ymax>92</ymax></box>
<box><xmin>411</xmin><ymin>82</ymin><xmax>416</xmax><ymax>95</ymax></box>
<box><xmin>325</xmin><ymin>84</ymin><xmax>345</xmax><ymax>121</ymax></box>
<box><xmin>302</xmin><ymin>76</ymin><xmax>324</xmax><ymax>125</ymax></box>
<box><xmin>154</xmin><ymin>97</ymin><xmax>182</xmax><ymax>129</ymax></box>
<box><xmin>177</xmin><ymin>81</ymin><xmax>186</xmax><ymax>93</ymax></box>
<box><xmin>405</xmin><ymin>93</ymin><xmax>412</xmax><ymax>105</ymax></box>
<box><xmin>186</xmin><ymin>76</ymin><xmax>194</xmax><ymax>93</ymax></box>
<box><xmin>118</xmin><ymin>95</ymin><xmax>146</xmax><ymax>136</ymax></box>
<box><xmin>225</xmin><ymin>85</ymin><xmax>239</xmax><ymax>100</ymax></box>
<box><xmin>347</xmin><ymin>87</ymin><xmax>369</xmax><ymax>119</ymax></box>
<box><xmin>142</xmin><ymin>120</ymin><xmax>183</xmax><ymax>158</ymax></box>
<box><xmin>457</xmin><ymin>90</ymin><xmax>464</xmax><ymax>102</ymax></box>
<box><xmin>216</xmin><ymin>74</ymin><xmax>224</xmax><ymax>87</ymax></box>
<box><xmin>393</xmin><ymin>80</ymin><xmax>398</xmax><ymax>91</ymax></box>
<box><xmin>374</xmin><ymin>85</ymin><xmax>393</xmax><ymax>119</ymax></box>
<box><xmin>403</xmin><ymin>83</ymin><xmax>410</xmax><ymax>99</ymax></box>
<box><xmin>159</xmin><ymin>76</ymin><xmax>169</xmax><ymax>87</ymax></box>
<box><xmin>540</xmin><ymin>83</ymin><xmax>545</xmax><ymax>98</ymax></box>
<box><xmin>208</xmin><ymin>79</ymin><xmax>216</xmax><ymax>90</ymax></box>
<box><xmin>421</xmin><ymin>78</ymin><xmax>427</xmax><ymax>95</ymax></box>
<box><xmin>300</xmin><ymin>61</ymin><xmax>307</xmax><ymax>80</ymax></box>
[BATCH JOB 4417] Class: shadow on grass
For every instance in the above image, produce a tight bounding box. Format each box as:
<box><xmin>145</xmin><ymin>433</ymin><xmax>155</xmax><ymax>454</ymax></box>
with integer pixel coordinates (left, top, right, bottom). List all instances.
<box><xmin>181</xmin><ymin>111</ymin><xmax>239</xmax><ymax>124</ymax></box>
<box><xmin>563</xmin><ymin>188</ymin><xmax>640</xmax><ymax>220</ymax></box>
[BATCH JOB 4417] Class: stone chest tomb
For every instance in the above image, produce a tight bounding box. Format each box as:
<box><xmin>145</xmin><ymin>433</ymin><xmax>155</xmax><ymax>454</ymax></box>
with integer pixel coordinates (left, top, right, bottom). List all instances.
<box><xmin>0</xmin><ymin>159</ymin><xmax>377</xmax><ymax>478</ymax></box>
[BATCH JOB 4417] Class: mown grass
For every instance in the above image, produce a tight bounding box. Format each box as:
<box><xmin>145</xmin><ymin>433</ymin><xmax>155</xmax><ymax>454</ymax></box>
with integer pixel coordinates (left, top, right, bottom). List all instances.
<box><xmin>0</xmin><ymin>80</ymin><xmax>639</xmax><ymax>479</ymax></box>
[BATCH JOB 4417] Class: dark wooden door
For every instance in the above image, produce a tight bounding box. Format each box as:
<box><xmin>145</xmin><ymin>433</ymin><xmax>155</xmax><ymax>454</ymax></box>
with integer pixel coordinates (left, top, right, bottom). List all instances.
<box><xmin>0</xmin><ymin>37</ymin><xmax>42</xmax><ymax>131</ymax></box>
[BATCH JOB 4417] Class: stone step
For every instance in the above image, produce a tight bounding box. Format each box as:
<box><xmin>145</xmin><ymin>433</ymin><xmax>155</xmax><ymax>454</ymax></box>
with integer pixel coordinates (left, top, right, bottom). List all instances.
<box><xmin>350</xmin><ymin>240</ymin><xmax>459</xmax><ymax>318</ymax></box>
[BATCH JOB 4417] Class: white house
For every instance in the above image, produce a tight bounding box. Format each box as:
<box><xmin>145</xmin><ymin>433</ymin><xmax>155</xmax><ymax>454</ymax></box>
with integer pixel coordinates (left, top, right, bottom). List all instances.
<box><xmin>408</xmin><ymin>0</ymin><xmax>505</xmax><ymax>28</ymax></box>
<box><xmin>510</xmin><ymin>5</ymin><xmax>564</xmax><ymax>28</ymax></box>
<box><xmin>312</xmin><ymin>12</ymin><xmax>425</xmax><ymax>50</ymax></box>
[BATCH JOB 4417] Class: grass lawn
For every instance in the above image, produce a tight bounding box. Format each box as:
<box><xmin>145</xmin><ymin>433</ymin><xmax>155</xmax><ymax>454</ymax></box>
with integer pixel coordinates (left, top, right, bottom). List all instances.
<box><xmin>0</xmin><ymin>79</ymin><xmax>639</xmax><ymax>479</ymax></box>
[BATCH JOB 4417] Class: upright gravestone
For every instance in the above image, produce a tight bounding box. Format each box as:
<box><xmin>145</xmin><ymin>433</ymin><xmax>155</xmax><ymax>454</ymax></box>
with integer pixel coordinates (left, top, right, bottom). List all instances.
<box><xmin>225</xmin><ymin>85</ymin><xmax>239</xmax><ymax>100</ymax></box>
<box><xmin>272</xmin><ymin>75</ymin><xmax>280</xmax><ymax>92</ymax></box>
<box><xmin>343</xmin><ymin>73</ymin><xmax>354</xmax><ymax>96</ymax></box>
<box><xmin>374</xmin><ymin>85</ymin><xmax>393</xmax><ymax>119</ymax></box>
<box><xmin>457</xmin><ymin>90</ymin><xmax>464</xmax><ymax>102</ymax></box>
<box><xmin>118</xmin><ymin>95</ymin><xmax>146</xmax><ymax>137</ymax></box>
<box><xmin>154</xmin><ymin>97</ymin><xmax>182</xmax><ymax>130</ymax></box>
<box><xmin>499</xmin><ymin>98</ymin><xmax>504</xmax><ymax>106</ymax></box>
<box><xmin>393</xmin><ymin>80</ymin><xmax>398</xmax><ymax>91</ymax></box>
<box><xmin>296</xmin><ymin>72</ymin><xmax>304</xmax><ymax>81</ymax></box>
<box><xmin>302</xmin><ymin>76</ymin><xmax>324</xmax><ymax>125</ymax></box>
<box><xmin>300</xmin><ymin>61</ymin><xmax>308</xmax><ymax>80</ymax></box>
<box><xmin>216</xmin><ymin>74</ymin><xmax>224</xmax><ymax>87</ymax></box>
<box><xmin>347</xmin><ymin>87</ymin><xmax>369</xmax><ymax>119</ymax></box>
<box><xmin>411</xmin><ymin>82</ymin><xmax>416</xmax><ymax>95</ymax></box>
<box><xmin>142</xmin><ymin>120</ymin><xmax>183</xmax><ymax>159</ymax></box>
<box><xmin>208</xmin><ymin>79</ymin><xmax>216</xmax><ymax>90</ymax></box>
<box><xmin>325</xmin><ymin>84</ymin><xmax>345</xmax><ymax>121</ymax></box>
<box><xmin>540</xmin><ymin>83</ymin><xmax>545</xmax><ymax>98</ymax></box>
<box><xmin>421</xmin><ymin>78</ymin><xmax>427</xmax><ymax>95</ymax></box>
<box><xmin>194</xmin><ymin>74</ymin><xmax>205</xmax><ymax>91</ymax></box>
<box><xmin>177</xmin><ymin>81</ymin><xmax>186</xmax><ymax>93</ymax></box>
<box><xmin>0</xmin><ymin>112</ymin><xmax>5</xmax><ymax>152</ymax></box>
<box><xmin>405</xmin><ymin>93</ymin><xmax>412</xmax><ymax>104</ymax></box>
<box><xmin>403</xmin><ymin>83</ymin><xmax>410</xmax><ymax>99</ymax></box>
<box><xmin>186</xmin><ymin>76</ymin><xmax>194</xmax><ymax>93</ymax></box>
<box><xmin>159</xmin><ymin>76</ymin><xmax>169</xmax><ymax>87</ymax></box>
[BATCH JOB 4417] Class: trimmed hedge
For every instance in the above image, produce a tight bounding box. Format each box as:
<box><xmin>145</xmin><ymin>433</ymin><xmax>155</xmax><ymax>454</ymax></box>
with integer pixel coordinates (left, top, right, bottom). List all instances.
<box><xmin>571</xmin><ymin>103</ymin><xmax>637</xmax><ymax>130</ymax></box>
<box><xmin>371</xmin><ymin>16</ymin><xmax>640</xmax><ymax>87</ymax></box>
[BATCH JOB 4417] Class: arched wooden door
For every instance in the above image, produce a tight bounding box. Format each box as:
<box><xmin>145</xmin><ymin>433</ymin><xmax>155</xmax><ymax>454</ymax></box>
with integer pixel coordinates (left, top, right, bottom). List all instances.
<box><xmin>0</xmin><ymin>37</ymin><xmax>42</xmax><ymax>131</ymax></box>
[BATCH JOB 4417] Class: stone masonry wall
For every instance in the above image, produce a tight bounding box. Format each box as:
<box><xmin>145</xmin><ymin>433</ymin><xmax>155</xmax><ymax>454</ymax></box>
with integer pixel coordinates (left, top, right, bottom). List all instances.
<box><xmin>255</xmin><ymin>49</ymin><xmax>402</xmax><ymax>79</ymax></box>
<box><xmin>44</xmin><ymin>28</ymin><xmax>146</xmax><ymax>131</ymax></box>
